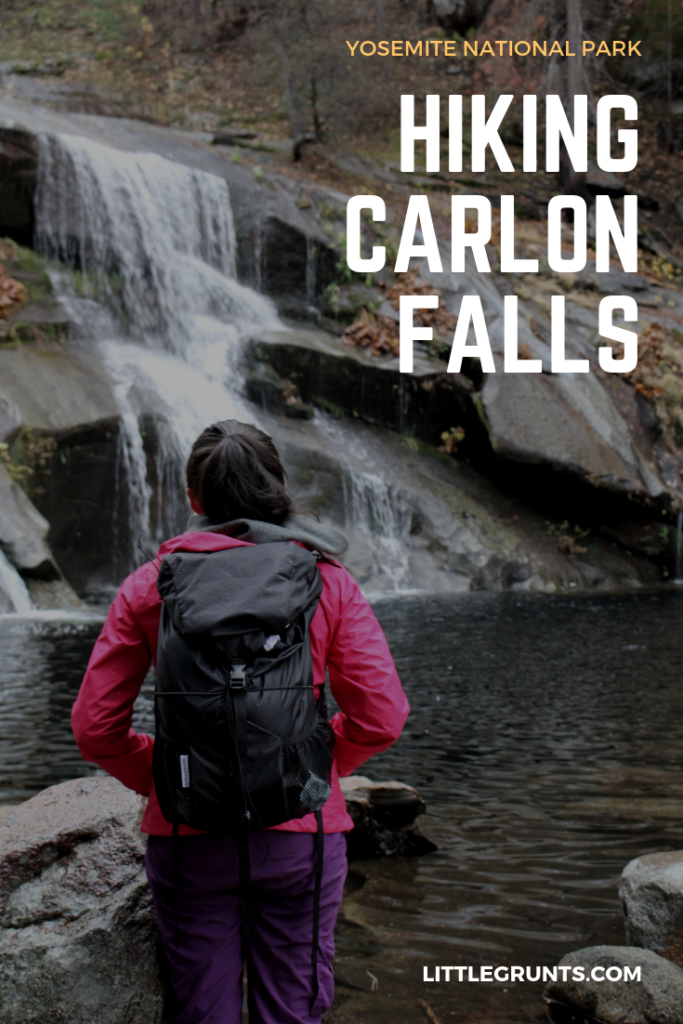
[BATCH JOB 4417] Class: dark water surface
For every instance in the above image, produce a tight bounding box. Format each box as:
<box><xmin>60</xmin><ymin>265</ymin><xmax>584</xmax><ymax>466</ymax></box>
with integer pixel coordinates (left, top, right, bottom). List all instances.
<box><xmin>2</xmin><ymin>591</ymin><xmax>683</xmax><ymax>1024</ymax></box>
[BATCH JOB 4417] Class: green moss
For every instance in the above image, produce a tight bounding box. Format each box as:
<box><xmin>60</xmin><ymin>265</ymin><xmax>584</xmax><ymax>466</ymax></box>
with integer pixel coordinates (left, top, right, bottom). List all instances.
<box><xmin>313</xmin><ymin>396</ymin><xmax>344</xmax><ymax>418</ymax></box>
<box><xmin>2</xmin><ymin>428</ymin><xmax>56</xmax><ymax>486</ymax></box>
<box><xmin>0</xmin><ymin>322</ymin><xmax>69</xmax><ymax>346</ymax></box>
<box><xmin>1</xmin><ymin>239</ymin><xmax>54</xmax><ymax>307</ymax></box>
<box><xmin>472</xmin><ymin>396</ymin><xmax>491</xmax><ymax>434</ymax></box>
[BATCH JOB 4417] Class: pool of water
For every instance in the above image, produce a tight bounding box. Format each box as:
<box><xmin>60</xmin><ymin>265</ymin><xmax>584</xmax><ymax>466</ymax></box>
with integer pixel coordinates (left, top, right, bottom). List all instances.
<box><xmin>2</xmin><ymin>590</ymin><xmax>683</xmax><ymax>1023</ymax></box>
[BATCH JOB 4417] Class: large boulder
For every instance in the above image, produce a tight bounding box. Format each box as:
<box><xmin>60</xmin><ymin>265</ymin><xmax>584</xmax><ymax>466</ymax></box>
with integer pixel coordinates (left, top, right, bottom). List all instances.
<box><xmin>0</xmin><ymin>460</ymin><xmax>55</xmax><ymax>579</ymax></box>
<box><xmin>0</xmin><ymin>340</ymin><xmax>125</xmax><ymax>589</ymax></box>
<box><xmin>0</xmin><ymin>460</ymin><xmax>82</xmax><ymax>610</ymax></box>
<box><xmin>0</xmin><ymin>773</ymin><xmax>433</xmax><ymax>1022</ymax></box>
<box><xmin>544</xmin><ymin>945</ymin><xmax>683</xmax><ymax>1024</ymax></box>
<box><xmin>0</xmin><ymin>547</ymin><xmax>33</xmax><ymax>613</ymax></box>
<box><xmin>620</xmin><ymin>850</ymin><xmax>683</xmax><ymax>966</ymax></box>
<box><xmin>483</xmin><ymin>369</ymin><xmax>666</xmax><ymax>500</ymax></box>
<box><xmin>0</xmin><ymin>777</ymin><xmax>169</xmax><ymax>1024</ymax></box>
<box><xmin>414</xmin><ymin>260</ymin><xmax>669</xmax><ymax>508</ymax></box>
<box><xmin>340</xmin><ymin>776</ymin><xmax>436</xmax><ymax>858</ymax></box>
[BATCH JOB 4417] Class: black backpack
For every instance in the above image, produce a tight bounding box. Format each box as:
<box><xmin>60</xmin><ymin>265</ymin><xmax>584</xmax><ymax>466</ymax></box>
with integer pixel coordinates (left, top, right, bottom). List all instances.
<box><xmin>152</xmin><ymin>541</ymin><xmax>335</xmax><ymax>988</ymax></box>
<box><xmin>153</xmin><ymin>541</ymin><xmax>334</xmax><ymax>834</ymax></box>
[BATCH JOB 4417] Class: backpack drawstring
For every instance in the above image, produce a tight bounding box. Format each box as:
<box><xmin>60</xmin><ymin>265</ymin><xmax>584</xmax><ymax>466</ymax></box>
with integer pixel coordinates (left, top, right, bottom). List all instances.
<box><xmin>171</xmin><ymin>820</ymin><xmax>181</xmax><ymax>947</ymax></box>
<box><xmin>310</xmin><ymin>808</ymin><xmax>325</xmax><ymax>1011</ymax></box>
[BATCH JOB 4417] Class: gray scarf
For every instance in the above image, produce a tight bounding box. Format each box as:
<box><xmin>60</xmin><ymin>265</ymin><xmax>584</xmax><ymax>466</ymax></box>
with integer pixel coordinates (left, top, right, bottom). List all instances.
<box><xmin>188</xmin><ymin>513</ymin><xmax>348</xmax><ymax>556</ymax></box>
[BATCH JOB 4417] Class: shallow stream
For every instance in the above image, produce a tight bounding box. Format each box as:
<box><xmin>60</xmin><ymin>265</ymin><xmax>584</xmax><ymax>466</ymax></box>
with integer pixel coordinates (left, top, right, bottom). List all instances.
<box><xmin>2</xmin><ymin>590</ymin><xmax>683</xmax><ymax>1023</ymax></box>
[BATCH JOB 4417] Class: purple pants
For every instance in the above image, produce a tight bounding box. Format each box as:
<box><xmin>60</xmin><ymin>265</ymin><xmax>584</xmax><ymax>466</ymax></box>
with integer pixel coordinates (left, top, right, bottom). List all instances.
<box><xmin>145</xmin><ymin>831</ymin><xmax>348</xmax><ymax>1024</ymax></box>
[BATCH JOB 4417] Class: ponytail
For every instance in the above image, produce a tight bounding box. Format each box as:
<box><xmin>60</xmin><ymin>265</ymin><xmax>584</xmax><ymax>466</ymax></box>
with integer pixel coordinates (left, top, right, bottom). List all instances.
<box><xmin>186</xmin><ymin>421</ymin><xmax>296</xmax><ymax>526</ymax></box>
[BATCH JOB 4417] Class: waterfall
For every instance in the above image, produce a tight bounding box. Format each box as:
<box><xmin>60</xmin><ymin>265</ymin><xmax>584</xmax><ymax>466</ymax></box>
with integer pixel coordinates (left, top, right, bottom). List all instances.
<box><xmin>34</xmin><ymin>133</ymin><xmax>280</xmax><ymax>567</ymax></box>
<box><xmin>0</xmin><ymin>550</ymin><xmax>34</xmax><ymax>614</ymax></box>
<box><xmin>343</xmin><ymin>469</ymin><xmax>413</xmax><ymax>589</ymax></box>
<box><xmin>32</xmin><ymin>131</ymin><xmax>422</xmax><ymax>593</ymax></box>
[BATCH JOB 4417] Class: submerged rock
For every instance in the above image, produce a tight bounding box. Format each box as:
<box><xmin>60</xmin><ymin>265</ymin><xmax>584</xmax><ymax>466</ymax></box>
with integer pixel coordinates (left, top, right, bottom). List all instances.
<box><xmin>340</xmin><ymin>776</ymin><xmax>437</xmax><ymax>858</ymax></box>
<box><xmin>544</xmin><ymin>945</ymin><xmax>683</xmax><ymax>1024</ymax></box>
<box><xmin>0</xmin><ymin>777</ymin><xmax>169</xmax><ymax>1024</ymax></box>
<box><xmin>620</xmin><ymin>850</ymin><xmax>683</xmax><ymax>966</ymax></box>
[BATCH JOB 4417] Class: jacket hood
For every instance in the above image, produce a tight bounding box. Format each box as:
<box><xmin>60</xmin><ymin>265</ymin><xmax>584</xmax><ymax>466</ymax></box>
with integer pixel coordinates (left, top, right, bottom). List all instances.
<box><xmin>188</xmin><ymin>513</ymin><xmax>348</xmax><ymax>555</ymax></box>
<box><xmin>153</xmin><ymin>514</ymin><xmax>347</xmax><ymax>568</ymax></box>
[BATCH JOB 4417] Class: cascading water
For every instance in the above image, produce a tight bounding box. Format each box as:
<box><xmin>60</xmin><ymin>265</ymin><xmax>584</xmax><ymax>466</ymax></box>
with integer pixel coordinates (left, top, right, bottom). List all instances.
<box><xmin>310</xmin><ymin>413</ymin><xmax>415</xmax><ymax>589</ymax></box>
<box><xmin>34</xmin><ymin>133</ymin><xmax>280</xmax><ymax>568</ymax></box>
<box><xmin>343</xmin><ymin>470</ymin><xmax>413</xmax><ymax>589</ymax></box>
<box><xmin>0</xmin><ymin>550</ymin><xmax>34</xmax><ymax>614</ymax></box>
<box><xmin>32</xmin><ymin>131</ymin><xmax>419</xmax><ymax>592</ymax></box>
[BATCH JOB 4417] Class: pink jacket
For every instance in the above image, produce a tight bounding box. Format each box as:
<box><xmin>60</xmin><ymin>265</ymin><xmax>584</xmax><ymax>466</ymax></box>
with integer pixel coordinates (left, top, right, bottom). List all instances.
<box><xmin>71</xmin><ymin>531</ymin><xmax>409</xmax><ymax>835</ymax></box>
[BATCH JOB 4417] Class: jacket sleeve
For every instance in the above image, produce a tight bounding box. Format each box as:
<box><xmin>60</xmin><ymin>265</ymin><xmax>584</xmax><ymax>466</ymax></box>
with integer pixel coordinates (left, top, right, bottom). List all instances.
<box><xmin>71</xmin><ymin>573</ymin><xmax>155</xmax><ymax>796</ymax></box>
<box><xmin>325</xmin><ymin>570</ymin><xmax>409</xmax><ymax>777</ymax></box>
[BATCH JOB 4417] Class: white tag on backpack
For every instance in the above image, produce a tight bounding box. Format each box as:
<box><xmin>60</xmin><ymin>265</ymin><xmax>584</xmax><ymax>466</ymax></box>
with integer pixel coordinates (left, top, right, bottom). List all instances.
<box><xmin>180</xmin><ymin>754</ymin><xmax>190</xmax><ymax>788</ymax></box>
<box><xmin>263</xmin><ymin>634</ymin><xmax>280</xmax><ymax>652</ymax></box>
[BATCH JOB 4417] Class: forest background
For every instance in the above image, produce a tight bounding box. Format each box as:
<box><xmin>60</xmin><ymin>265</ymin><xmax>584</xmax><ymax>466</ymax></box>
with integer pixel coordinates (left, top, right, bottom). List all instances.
<box><xmin>0</xmin><ymin>0</ymin><xmax>680</xmax><ymax>195</ymax></box>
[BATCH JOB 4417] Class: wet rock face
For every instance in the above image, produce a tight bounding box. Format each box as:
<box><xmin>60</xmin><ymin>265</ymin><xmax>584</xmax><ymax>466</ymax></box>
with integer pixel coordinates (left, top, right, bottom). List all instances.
<box><xmin>0</xmin><ymin>461</ymin><xmax>56</xmax><ymax>579</ymax></box>
<box><xmin>544</xmin><ymin>946</ymin><xmax>683</xmax><ymax>1024</ymax></box>
<box><xmin>248</xmin><ymin>330</ymin><xmax>475</xmax><ymax>447</ymax></box>
<box><xmin>260</xmin><ymin>217</ymin><xmax>337</xmax><ymax>309</ymax></box>
<box><xmin>0</xmin><ymin>97</ymin><xmax>676</xmax><ymax>591</ymax></box>
<box><xmin>24</xmin><ymin>418</ymin><xmax>126</xmax><ymax>589</ymax></box>
<box><xmin>0</xmin><ymin>340</ymin><xmax>126</xmax><ymax>589</ymax></box>
<box><xmin>0</xmin><ymin>777</ymin><xmax>170</xmax><ymax>1024</ymax></box>
<box><xmin>0</xmin><ymin>447</ymin><xmax>82</xmax><ymax>612</ymax></box>
<box><xmin>620</xmin><ymin>850</ymin><xmax>683</xmax><ymax>967</ymax></box>
<box><xmin>483</xmin><ymin>370</ymin><xmax>665</xmax><ymax>499</ymax></box>
<box><xmin>0</xmin><ymin>127</ymin><xmax>37</xmax><ymax>247</ymax></box>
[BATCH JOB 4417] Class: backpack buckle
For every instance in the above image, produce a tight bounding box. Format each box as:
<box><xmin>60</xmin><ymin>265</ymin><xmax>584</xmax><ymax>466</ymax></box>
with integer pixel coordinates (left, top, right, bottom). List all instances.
<box><xmin>229</xmin><ymin>662</ymin><xmax>247</xmax><ymax>689</ymax></box>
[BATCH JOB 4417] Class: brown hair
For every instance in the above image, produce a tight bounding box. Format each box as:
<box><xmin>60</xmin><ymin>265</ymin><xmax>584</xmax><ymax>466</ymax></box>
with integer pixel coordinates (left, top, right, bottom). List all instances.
<box><xmin>186</xmin><ymin>420</ymin><xmax>296</xmax><ymax>526</ymax></box>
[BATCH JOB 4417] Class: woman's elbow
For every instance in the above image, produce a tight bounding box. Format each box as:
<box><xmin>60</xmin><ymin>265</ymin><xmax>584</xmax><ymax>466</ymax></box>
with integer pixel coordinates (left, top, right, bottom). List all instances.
<box><xmin>71</xmin><ymin>705</ymin><xmax>123</xmax><ymax>763</ymax></box>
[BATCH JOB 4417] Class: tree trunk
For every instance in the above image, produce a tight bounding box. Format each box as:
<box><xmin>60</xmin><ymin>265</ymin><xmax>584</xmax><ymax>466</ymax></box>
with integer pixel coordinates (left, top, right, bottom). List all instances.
<box><xmin>566</xmin><ymin>0</ymin><xmax>583</xmax><ymax>102</ymax></box>
<box><xmin>279</xmin><ymin>12</ymin><xmax>306</xmax><ymax>158</ymax></box>
<box><xmin>539</xmin><ymin>0</ymin><xmax>563</xmax><ymax>97</ymax></box>
<box><xmin>667</xmin><ymin>0</ymin><xmax>674</xmax><ymax>151</ymax></box>
<box><xmin>563</xmin><ymin>0</ymin><xmax>589</xmax><ymax>194</ymax></box>
<box><xmin>376</xmin><ymin>0</ymin><xmax>385</xmax><ymax>37</ymax></box>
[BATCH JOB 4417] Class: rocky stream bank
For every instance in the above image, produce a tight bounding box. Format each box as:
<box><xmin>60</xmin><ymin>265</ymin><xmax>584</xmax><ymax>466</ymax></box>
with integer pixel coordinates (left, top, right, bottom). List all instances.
<box><xmin>5</xmin><ymin>777</ymin><xmax>683</xmax><ymax>1024</ymax></box>
<box><xmin>0</xmin><ymin>775</ymin><xmax>433</xmax><ymax>1024</ymax></box>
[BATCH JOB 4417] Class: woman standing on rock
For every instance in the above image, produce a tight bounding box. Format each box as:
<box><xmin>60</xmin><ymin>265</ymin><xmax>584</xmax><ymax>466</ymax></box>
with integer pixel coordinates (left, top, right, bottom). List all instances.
<box><xmin>72</xmin><ymin>419</ymin><xmax>408</xmax><ymax>1024</ymax></box>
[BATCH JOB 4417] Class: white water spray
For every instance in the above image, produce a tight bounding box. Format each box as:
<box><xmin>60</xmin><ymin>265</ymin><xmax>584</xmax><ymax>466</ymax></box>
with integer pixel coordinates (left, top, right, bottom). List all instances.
<box><xmin>0</xmin><ymin>550</ymin><xmax>34</xmax><ymax>614</ymax></box>
<box><xmin>34</xmin><ymin>132</ymin><xmax>420</xmax><ymax>591</ymax></box>
<box><xmin>343</xmin><ymin>469</ymin><xmax>413</xmax><ymax>588</ymax></box>
<box><xmin>35</xmin><ymin>133</ymin><xmax>280</xmax><ymax>566</ymax></box>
